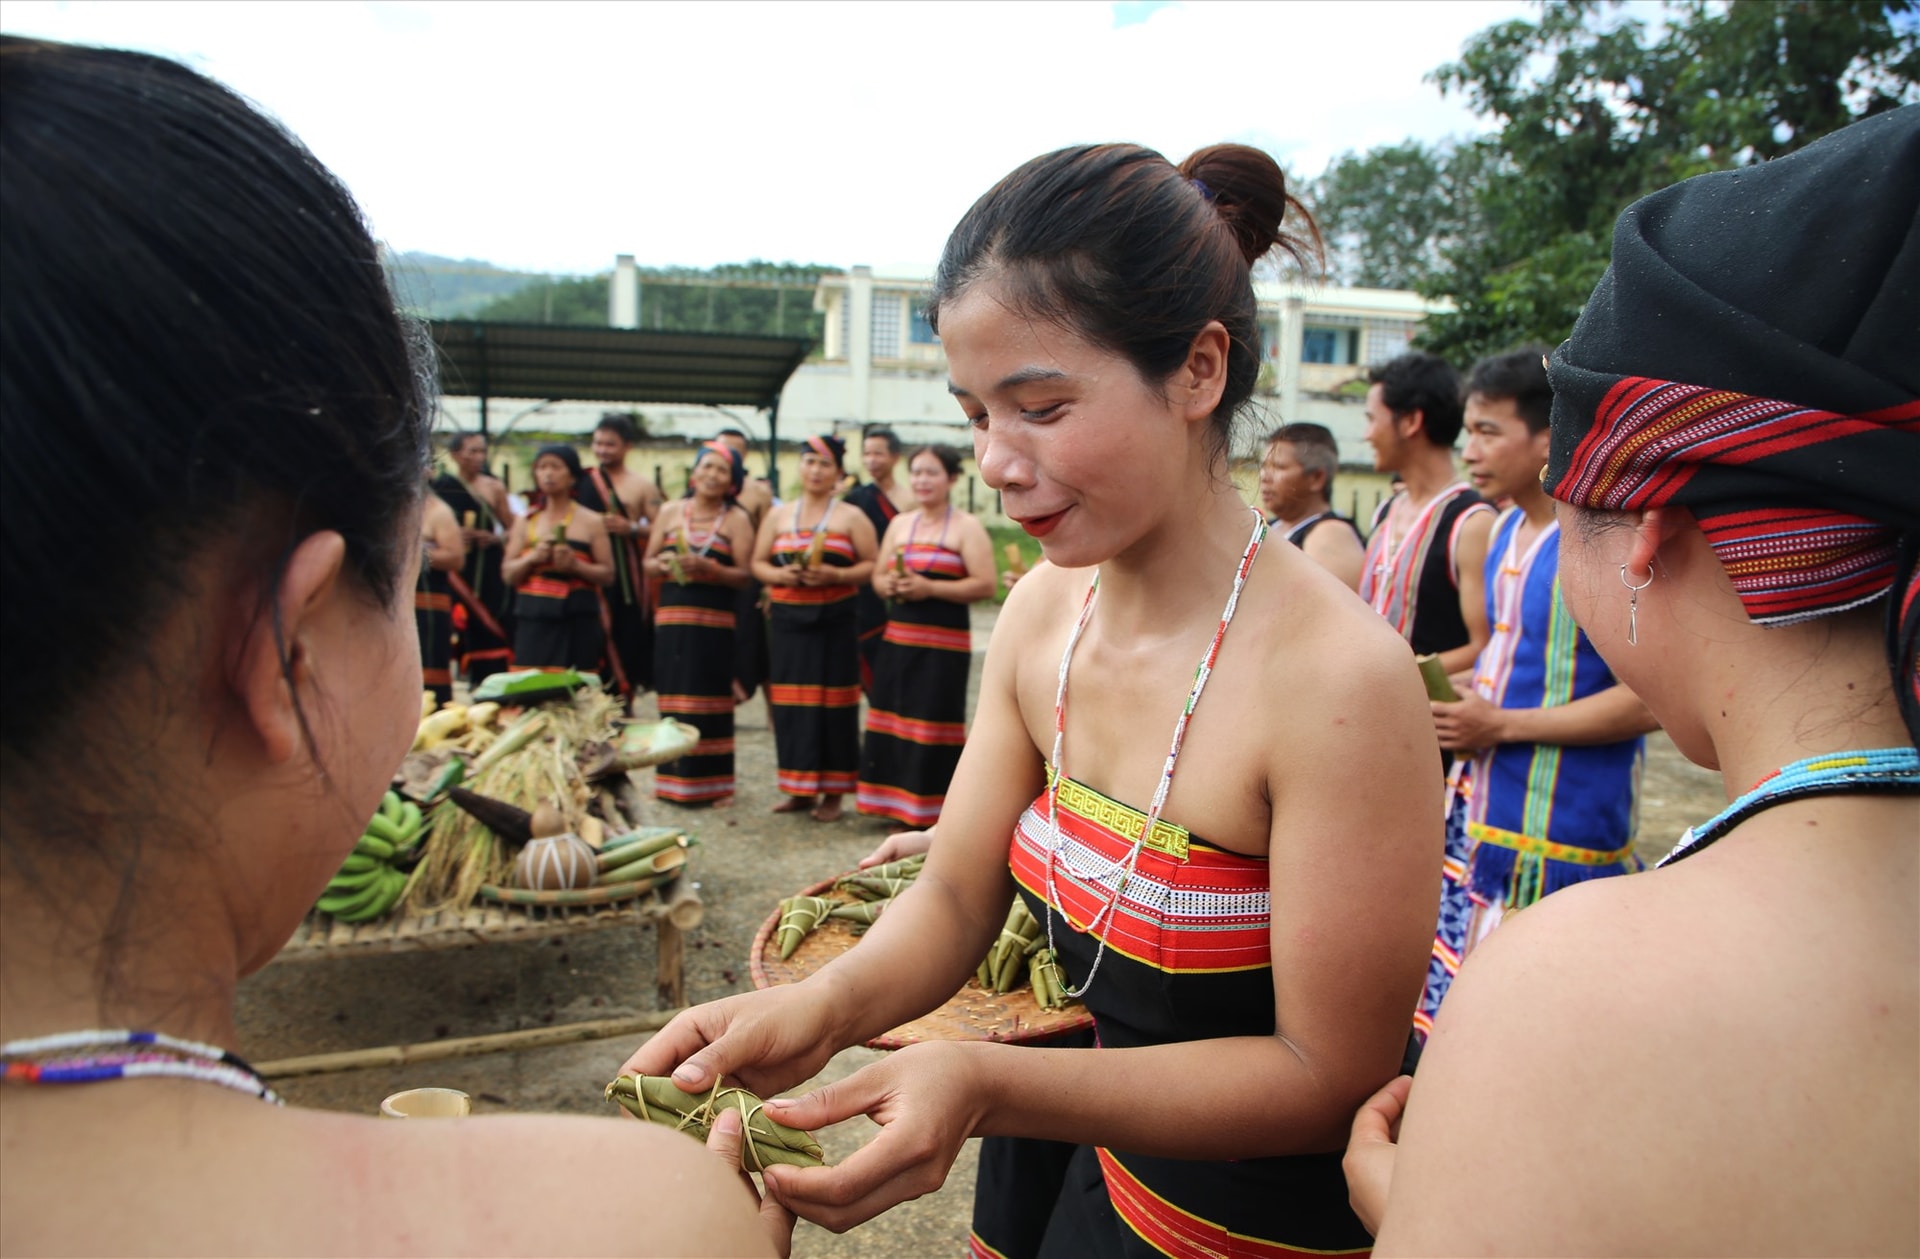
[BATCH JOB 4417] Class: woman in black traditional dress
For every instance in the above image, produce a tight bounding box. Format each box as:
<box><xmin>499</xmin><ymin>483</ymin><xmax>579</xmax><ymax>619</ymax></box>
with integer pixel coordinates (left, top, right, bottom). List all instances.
<box><xmin>501</xmin><ymin>444</ymin><xmax>614</xmax><ymax>672</ymax></box>
<box><xmin>750</xmin><ymin>434</ymin><xmax>878</xmax><ymax>822</ymax></box>
<box><xmin>645</xmin><ymin>441</ymin><xmax>756</xmax><ymax>806</ymax></box>
<box><xmin>857</xmin><ymin>445</ymin><xmax>995</xmax><ymax>827</ymax></box>
<box><xmin>626</xmin><ymin>143</ymin><xmax>1438</xmax><ymax>1256</ymax></box>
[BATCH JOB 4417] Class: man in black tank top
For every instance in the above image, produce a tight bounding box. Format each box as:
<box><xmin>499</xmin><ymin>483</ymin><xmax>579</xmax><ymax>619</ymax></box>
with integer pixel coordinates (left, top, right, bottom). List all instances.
<box><xmin>1358</xmin><ymin>353</ymin><xmax>1495</xmax><ymax>674</ymax></box>
<box><xmin>1258</xmin><ymin>423</ymin><xmax>1365</xmax><ymax>591</ymax></box>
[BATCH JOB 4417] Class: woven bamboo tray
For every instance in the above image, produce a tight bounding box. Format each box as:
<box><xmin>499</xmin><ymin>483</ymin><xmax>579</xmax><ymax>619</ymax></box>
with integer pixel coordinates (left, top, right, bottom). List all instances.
<box><xmin>749</xmin><ymin>877</ymin><xmax>1092</xmax><ymax>1050</ymax></box>
<box><xmin>478</xmin><ymin>875</ymin><xmax>662</xmax><ymax>906</ymax></box>
<box><xmin>276</xmin><ymin>886</ymin><xmax>685</xmax><ymax>959</ymax></box>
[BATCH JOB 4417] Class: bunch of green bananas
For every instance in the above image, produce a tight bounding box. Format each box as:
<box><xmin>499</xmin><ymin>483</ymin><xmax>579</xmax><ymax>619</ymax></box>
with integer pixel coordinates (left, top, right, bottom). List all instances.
<box><xmin>316</xmin><ymin>791</ymin><xmax>423</xmax><ymax>923</ymax></box>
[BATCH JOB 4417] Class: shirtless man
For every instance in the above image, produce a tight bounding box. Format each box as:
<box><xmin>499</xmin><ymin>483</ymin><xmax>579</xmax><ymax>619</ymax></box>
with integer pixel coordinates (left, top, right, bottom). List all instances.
<box><xmin>1258</xmin><ymin>423</ymin><xmax>1365</xmax><ymax>592</ymax></box>
<box><xmin>438</xmin><ymin>431</ymin><xmax>515</xmax><ymax>555</ymax></box>
<box><xmin>432</xmin><ymin>431</ymin><xmax>518</xmax><ymax>683</ymax></box>
<box><xmin>717</xmin><ymin>428</ymin><xmax>775</xmax><ymax>530</ymax></box>
<box><xmin>576</xmin><ymin>414</ymin><xmax>662</xmax><ymax>695</ymax></box>
<box><xmin>417</xmin><ymin>490</ymin><xmax>466</xmax><ymax>705</ymax></box>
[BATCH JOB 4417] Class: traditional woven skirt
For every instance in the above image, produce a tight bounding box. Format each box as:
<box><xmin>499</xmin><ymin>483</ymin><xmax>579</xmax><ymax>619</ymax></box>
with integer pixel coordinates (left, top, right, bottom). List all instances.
<box><xmin>767</xmin><ymin>599</ymin><xmax>861</xmax><ymax>796</ymax></box>
<box><xmin>415</xmin><ymin>567</ymin><xmax>453</xmax><ymax>706</ymax></box>
<box><xmin>512</xmin><ymin>544</ymin><xmax>603</xmax><ymax>673</ymax></box>
<box><xmin>653</xmin><ymin>550</ymin><xmax>740</xmax><ymax>804</ymax></box>
<box><xmin>857</xmin><ymin>575</ymin><xmax>971</xmax><ymax>827</ymax></box>
<box><xmin>1005</xmin><ymin>777</ymin><xmax>1375</xmax><ymax>1258</ymax></box>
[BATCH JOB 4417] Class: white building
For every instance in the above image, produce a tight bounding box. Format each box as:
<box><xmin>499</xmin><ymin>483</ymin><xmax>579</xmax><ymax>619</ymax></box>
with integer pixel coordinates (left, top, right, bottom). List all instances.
<box><xmin>799</xmin><ymin>265</ymin><xmax>1449</xmax><ymax>465</ymax></box>
<box><xmin>435</xmin><ymin>260</ymin><xmax>1448</xmax><ymax>470</ymax></box>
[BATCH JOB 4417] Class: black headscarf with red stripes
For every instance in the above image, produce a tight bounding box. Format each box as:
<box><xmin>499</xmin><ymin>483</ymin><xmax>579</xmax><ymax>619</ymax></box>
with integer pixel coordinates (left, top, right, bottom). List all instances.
<box><xmin>1544</xmin><ymin>105</ymin><xmax>1920</xmax><ymax>735</ymax></box>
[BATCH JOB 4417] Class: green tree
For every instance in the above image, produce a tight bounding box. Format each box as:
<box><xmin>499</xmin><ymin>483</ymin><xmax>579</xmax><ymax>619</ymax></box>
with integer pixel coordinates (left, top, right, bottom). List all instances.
<box><xmin>471</xmin><ymin>274</ymin><xmax>610</xmax><ymax>325</ymax></box>
<box><xmin>1311</xmin><ymin>141</ymin><xmax>1488</xmax><ymax>290</ymax></box>
<box><xmin>467</xmin><ymin>260</ymin><xmax>839</xmax><ymax>343</ymax></box>
<box><xmin>1329</xmin><ymin>0</ymin><xmax>1917</xmax><ymax>365</ymax></box>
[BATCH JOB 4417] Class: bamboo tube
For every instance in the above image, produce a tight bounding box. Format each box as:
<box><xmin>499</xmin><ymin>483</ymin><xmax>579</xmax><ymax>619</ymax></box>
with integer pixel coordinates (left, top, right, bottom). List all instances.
<box><xmin>254</xmin><ymin>1011</ymin><xmax>685</xmax><ymax>1080</ymax></box>
<box><xmin>661</xmin><ymin>877</ymin><xmax>705</xmax><ymax>931</ymax></box>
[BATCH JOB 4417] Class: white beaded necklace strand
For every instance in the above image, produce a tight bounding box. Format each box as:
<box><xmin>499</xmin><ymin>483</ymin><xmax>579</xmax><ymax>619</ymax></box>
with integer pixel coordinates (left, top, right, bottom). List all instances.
<box><xmin>1043</xmin><ymin>507</ymin><xmax>1268</xmax><ymax>998</ymax></box>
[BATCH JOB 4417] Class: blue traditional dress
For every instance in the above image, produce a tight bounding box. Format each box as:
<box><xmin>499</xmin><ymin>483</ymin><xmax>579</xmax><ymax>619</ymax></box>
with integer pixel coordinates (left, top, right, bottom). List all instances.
<box><xmin>1414</xmin><ymin>510</ymin><xmax>1643</xmax><ymax>1039</ymax></box>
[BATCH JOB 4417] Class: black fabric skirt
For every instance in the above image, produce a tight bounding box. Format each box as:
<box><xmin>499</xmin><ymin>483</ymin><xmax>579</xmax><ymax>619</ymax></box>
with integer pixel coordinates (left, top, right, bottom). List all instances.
<box><xmin>857</xmin><ymin>596</ymin><xmax>970</xmax><ymax>826</ymax></box>
<box><xmin>767</xmin><ymin>599</ymin><xmax>860</xmax><ymax>796</ymax></box>
<box><xmin>653</xmin><ymin>572</ymin><xmax>738</xmax><ymax>804</ymax></box>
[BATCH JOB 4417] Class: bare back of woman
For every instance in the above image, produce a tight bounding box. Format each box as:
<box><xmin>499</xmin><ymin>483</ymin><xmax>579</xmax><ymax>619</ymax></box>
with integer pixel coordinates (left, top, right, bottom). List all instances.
<box><xmin>1348</xmin><ymin>105</ymin><xmax>1920</xmax><ymax>1257</ymax></box>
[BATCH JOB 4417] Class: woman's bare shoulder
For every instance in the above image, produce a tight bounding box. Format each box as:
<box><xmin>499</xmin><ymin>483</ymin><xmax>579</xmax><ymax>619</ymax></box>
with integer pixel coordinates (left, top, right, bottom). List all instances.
<box><xmin>993</xmin><ymin>559</ymin><xmax>1086</xmax><ymax>639</ymax></box>
<box><xmin>1247</xmin><ymin>549</ymin><xmax>1418</xmax><ymax>708</ymax></box>
<box><xmin>308</xmin><ymin>1109</ymin><xmax>771</xmax><ymax>1256</ymax></box>
<box><xmin>1383</xmin><ymin>866</ymin><xmax>1919</xmax><ymax>1256</ymax></box>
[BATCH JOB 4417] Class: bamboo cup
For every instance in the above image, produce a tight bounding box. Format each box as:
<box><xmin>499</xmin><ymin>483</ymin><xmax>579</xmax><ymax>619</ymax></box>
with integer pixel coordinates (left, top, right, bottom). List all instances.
<box><xmin>379</xmin><ymin>1087</ymin><xmax>471</xmax><ymax>1119</ymax></box>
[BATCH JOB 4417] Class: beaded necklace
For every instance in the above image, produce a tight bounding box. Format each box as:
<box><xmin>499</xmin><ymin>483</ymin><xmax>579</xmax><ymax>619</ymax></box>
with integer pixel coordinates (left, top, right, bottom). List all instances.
<box><xmin>680</xmin><ymin>501</ymin><xmax>727</xmax><ymax>559</ymax></box>
<box><xmin>783</xmin><ymin>496</ymin><xmax>834</xmax><ymax>568</ymax></box>
<box><xmin>2</xmin><ymin>1029</ymin><xmax>283</xmax><ymax>1105</ymax></box>
<box><xmin>1043</xmin><ymin>507</ymin><xmax>1268</xmax><ymax>998</ymax></box>
<box><xmin>905</xmin><ymin>505</ymin><xmax>953</xmax><ymax>575</ymax></box>
<box><xmin>1659</xmin><ymin>746</ymin><xmax>1920</xmax><ymax>867</ymax></box>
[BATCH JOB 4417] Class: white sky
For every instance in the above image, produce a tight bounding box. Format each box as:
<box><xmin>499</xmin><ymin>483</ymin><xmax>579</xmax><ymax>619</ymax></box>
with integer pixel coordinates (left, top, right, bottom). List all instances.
<box><xmin>4</xmin><ymin>0</ymin><xmax>1532</xmax><ymax>275</ymax></box>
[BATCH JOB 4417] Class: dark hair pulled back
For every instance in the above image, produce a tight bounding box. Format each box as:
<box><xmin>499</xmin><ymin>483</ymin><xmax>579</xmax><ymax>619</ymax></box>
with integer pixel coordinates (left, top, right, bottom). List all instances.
<box><xmin>929</xmin><ymin>143</ymin><xmax>1318</xmax><ymax>462</ymax></box>
<box><xmin>0</xmin><ymin>39</ymin><xmax>433</xmax><ymax>753</ymax></box>
<box><xmin>908</xmin><ymin>444</ymin><xmax>965</xmax><ymax>479</ymax></box>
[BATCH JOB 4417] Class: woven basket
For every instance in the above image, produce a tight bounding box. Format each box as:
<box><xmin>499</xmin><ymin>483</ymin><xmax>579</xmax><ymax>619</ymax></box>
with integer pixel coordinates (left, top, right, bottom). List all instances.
<box><xmin>749</xmin><ymin>877</ymin><xmax>1092</xmax><ymax>1050</ymax></box>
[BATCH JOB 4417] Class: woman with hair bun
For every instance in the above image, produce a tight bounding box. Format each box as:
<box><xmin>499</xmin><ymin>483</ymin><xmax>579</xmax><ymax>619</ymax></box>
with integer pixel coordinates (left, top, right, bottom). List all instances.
<box><xmin>751</xmin><ymin>434</ymin><xmax>880</xmax><ymax>822</ymax></box>
<box><xmin>1345</xmin><ymin>106</ymin><xmax>1919</xmax><ymax>1256</ymax></box>
<box><xmin>627</xmin><ymin>142</ymin><xmax>1440</xmax><ymax>1253</ymax></box>
<box><xmin>0</xmin><ymin>37</ymin><xmax>782</xmax><ymax>1256</ymax></box>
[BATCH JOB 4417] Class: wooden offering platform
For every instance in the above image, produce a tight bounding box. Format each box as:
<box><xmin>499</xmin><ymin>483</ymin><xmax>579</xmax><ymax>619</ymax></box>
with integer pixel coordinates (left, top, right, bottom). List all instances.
<box><xmin>275</xmin><ymin>877</ymin><xmax>702</xmax><ymax>1006</ymax></box>
<box><xmin>750</xmin><ymin>877</ymin><xmax>1093</xmax><ymax>1050</ymax></box>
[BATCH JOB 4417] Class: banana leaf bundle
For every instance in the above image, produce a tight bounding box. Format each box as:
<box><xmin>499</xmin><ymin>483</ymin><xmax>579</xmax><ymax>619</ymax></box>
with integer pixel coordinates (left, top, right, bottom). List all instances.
<box><xmin>853</xmin><ymin>853</ymin><xmax>926</xmax><ymax>883</ymax></box>
<box><xmin>836</xmin><ymin>874</ymin><xmax>915</xmax><ymax>902</ymax></box>
<box><xmin>827</xmin><ymin>897</ymin><xmax>891</xmax><ymax>925</ymax></box>
<box><xmin>978</xmin><ymin>897</ymin><xmax>1044</xmax><ymax>993</ymax></box>
<box><xmin>775</xmin><ymin>895</ymin><xmax>835</xmax><ymax>959</ymax></box>
<box><xmin>605</xmin><ymin>1075</ymin><xmax>824</xmax><ymax>1170</ymax></box>
<box><xmin>1030</xmin><ymin>947</ymin><xmax>1069</xmax><ymax>1009</ymax></box>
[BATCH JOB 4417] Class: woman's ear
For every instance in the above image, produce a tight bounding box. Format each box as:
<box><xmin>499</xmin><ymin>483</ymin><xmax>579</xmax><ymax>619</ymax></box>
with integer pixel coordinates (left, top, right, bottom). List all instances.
<box><xmin>230</xmin><ymin>531</ymin><xmax>348</xmax><ymax>765</ymax></box>
<box><xmin>1177</xmin><ymin>321</ymin><xmax>1231</xmax><ymax>422</ymax></box>
<box><xmin>1626</xmin><ymin>506</ymin><xmax>1693</xmax><ymax>579</ymax></box>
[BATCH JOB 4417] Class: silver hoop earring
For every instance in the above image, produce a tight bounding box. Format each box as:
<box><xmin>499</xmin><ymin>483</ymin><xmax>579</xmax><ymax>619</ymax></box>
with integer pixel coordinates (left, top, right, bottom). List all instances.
<box><xmin>1620</xmin><ymin>564</ymin><xmax>1653</xmax><ymax>646</ymax></box>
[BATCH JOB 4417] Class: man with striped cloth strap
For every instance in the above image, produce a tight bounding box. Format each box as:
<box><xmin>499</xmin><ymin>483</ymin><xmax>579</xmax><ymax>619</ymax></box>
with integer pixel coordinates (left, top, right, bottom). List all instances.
<box><xmin>1413</xmin><ymin>347</ymin><xmax>1658</xmax><ymax>1042</ymax></box>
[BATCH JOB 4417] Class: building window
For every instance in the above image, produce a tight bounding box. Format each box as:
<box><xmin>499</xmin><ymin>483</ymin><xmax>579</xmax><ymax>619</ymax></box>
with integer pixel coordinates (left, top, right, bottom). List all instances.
<box><xmin>909</xmin><ymin>299</ymin><xmax>939</xmax><ymax>345</ymax></box>
<box><xmin>1365</xmin><ymin>323</ymin><xmax>1412</xmax><ymax>366</ymax></box>
<box><xmin>872</xmin><ymin>292</ymin><xmax>902</xmax><ymax>359</ymax></box>
<box><xmin>1301</xmin><ymin>327</ymin><xmax>1341</xmax><ymax>364</ymax></box>
<box><xmin>837</xmin><ymin>294</ymin><xmax>850</xmax><ymax>360</ymax></box>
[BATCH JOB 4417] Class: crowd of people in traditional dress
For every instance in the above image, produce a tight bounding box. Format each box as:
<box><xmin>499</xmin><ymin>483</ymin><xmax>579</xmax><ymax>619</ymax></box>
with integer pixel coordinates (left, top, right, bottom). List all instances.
<box><xmin>414</xmin><ymin>420</ymin><xmax>999</xmax><ymax>827</ymax></box>
<box><xmin>5</xmin><ymin>36</ymin><xmax>1914</xmax><ymax>1259</ymax></box>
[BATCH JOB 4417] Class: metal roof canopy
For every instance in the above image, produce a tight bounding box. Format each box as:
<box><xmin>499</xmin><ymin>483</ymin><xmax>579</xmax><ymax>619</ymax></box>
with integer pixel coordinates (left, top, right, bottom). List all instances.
<box><xmin>428</xmin><ymin>319</ymin><xmax>813</xmax><ymax>432</ymax></box>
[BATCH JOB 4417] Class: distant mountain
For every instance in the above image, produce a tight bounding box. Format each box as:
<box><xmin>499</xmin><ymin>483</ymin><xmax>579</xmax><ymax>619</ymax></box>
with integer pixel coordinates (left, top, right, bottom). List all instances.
<box><xmin>381</xmin><ymin>250</ymin><xmax>555</xmax><ymax>318</ymax></box>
